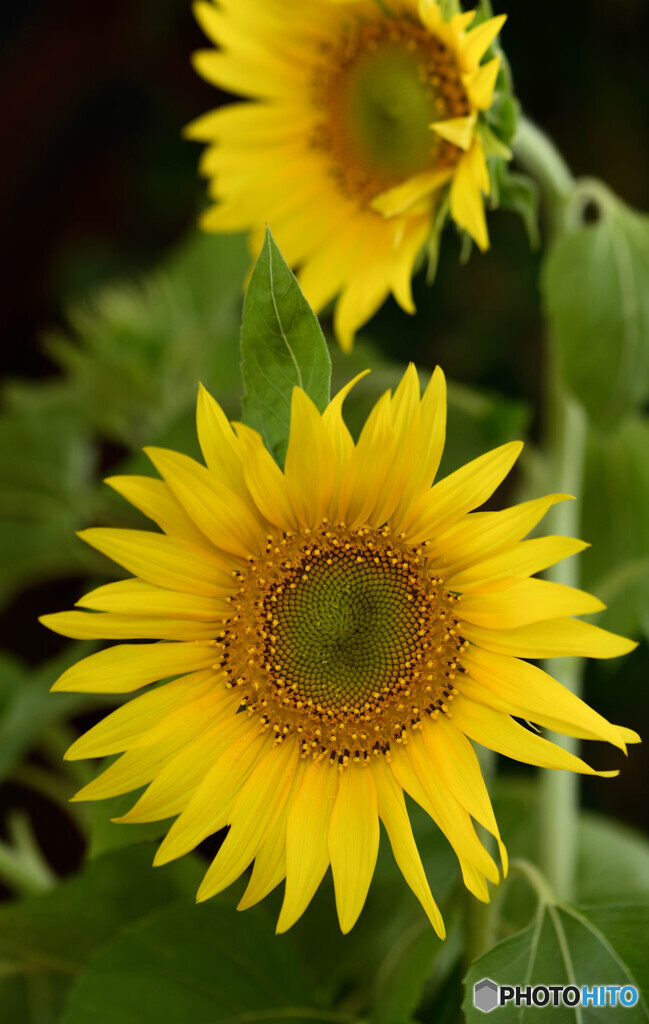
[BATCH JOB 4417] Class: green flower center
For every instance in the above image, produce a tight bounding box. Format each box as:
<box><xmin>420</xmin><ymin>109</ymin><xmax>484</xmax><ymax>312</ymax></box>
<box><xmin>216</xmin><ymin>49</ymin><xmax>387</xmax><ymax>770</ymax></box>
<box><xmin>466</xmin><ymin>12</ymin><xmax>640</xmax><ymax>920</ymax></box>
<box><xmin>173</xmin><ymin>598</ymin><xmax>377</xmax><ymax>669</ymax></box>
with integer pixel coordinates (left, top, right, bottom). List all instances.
<box><xmin>340</xmin><ymin>44</ymin><xmax>442</xmax><ymax>184</ymax></box>
<box><xmin>270</xmin><ymin>542</ymin><xmax>425</xmax><ymax>712</ymax></box>
<box><xmin>312</xmin><ymin>17</ymin><xmax>471</xmax><ymax>204</ymax></box>
<box><xmin>221</xmin><ymin>523</ymin><xmax>466</xmax><ymax>767</ymax></box>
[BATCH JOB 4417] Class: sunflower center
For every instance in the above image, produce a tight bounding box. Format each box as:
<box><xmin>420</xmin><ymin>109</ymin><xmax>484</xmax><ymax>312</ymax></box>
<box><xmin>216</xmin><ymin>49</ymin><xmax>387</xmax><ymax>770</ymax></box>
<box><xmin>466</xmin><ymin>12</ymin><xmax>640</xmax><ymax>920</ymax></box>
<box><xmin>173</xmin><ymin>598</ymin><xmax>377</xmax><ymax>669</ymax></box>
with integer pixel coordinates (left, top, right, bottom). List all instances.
<box><xmin>312</xmin><ymin>18</ymin><xmax>470</xmax><ymax>203</ymax></box>
<box><xmin>269</xmin><ymin>535</ymin><xmax>425</xmax><ymax>713</ymax></box>
<box><xmin>219</xmin><ymin>522</ymin><xmax>466</xmax><ymax>767</ymax></box>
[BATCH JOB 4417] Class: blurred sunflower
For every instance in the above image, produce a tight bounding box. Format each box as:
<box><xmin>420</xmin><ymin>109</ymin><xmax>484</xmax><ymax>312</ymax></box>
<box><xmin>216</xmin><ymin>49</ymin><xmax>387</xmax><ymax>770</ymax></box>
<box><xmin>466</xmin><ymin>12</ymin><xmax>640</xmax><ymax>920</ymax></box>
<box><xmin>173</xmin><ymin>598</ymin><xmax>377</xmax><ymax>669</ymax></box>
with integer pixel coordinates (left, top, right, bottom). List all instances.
<box><xmin>187</xmin><ymin>0</ymin><xmax>509</xmax><ymax>349</ymax></box>
<box><xmin>42</xmin><ymin>367</ymin><xmax>638</xmax><ymax>936</ymax></box>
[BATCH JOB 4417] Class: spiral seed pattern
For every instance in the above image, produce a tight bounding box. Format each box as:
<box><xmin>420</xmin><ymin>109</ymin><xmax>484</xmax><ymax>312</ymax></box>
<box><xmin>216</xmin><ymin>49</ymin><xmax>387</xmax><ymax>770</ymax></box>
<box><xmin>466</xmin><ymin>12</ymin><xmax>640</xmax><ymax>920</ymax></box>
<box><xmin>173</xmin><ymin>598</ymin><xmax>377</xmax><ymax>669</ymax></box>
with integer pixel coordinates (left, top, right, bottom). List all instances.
<box><xmin>218</xmin><ymin>521</ymin><xmax>466</xmax><ymax>768</ymax></box>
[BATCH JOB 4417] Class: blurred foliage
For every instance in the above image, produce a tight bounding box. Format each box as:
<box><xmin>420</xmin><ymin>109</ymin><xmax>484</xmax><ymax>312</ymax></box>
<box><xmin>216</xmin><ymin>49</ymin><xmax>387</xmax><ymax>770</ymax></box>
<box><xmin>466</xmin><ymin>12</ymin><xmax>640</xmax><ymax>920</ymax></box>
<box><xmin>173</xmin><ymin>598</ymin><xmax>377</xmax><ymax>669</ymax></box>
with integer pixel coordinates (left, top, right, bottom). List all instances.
<box><xmin>544</xmin><ymin>183</ymin><xmax>649</xmax><ymax>426</ymax></box>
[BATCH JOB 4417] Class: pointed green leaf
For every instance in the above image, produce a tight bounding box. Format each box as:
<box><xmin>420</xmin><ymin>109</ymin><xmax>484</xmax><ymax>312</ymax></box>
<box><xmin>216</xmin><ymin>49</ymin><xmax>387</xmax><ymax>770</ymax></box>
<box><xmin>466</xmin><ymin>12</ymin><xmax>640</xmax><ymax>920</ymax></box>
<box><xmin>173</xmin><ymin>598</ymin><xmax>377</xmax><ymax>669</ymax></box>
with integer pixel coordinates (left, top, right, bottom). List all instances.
<box><xmin>463</xmin><ymin>902</ymin><xmax>649</xmax><ymax>1022</ymax></box>
<box><xmin>241</xmin><ymin>228</ymin><xmax>331</xmax><ymax>466</ymax></box>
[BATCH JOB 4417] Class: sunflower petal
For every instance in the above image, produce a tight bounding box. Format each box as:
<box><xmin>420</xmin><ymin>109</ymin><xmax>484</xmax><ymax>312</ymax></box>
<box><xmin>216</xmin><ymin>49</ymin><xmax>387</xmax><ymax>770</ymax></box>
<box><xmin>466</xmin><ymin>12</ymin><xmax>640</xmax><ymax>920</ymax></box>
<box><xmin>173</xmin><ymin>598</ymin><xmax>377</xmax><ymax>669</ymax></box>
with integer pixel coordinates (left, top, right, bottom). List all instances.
<box><xmin>49</xmin><ymin>642</ymin><xmax>218</xmax><ymax>694</ymax></box>
<box><xmin>197</xmin><ymin>738</ymin><xmax>299</xmax><ymax>901</ymax></box>
<box><xmin>451</xmin><ymin>696</ymin><xmax>620</xmax><ymax>776</ymax></box>
<box><xmin>277</xmin><ymin>761</ymin><xmax>339</xmax><ymax>933</ymax></box>
<box><xmin>328</xmin><ymin>765</ymin><xmax>380</xmax><ymax>934</ymax></box>
<box><xmin>371</xmin><ymin>758</ymin><xmax>445</xmax><ymax>936</ymax></box>
<box><xmin>461</xmin><ymin>646</ymin><xmax>632</xmax><ymax>751</ymax></box>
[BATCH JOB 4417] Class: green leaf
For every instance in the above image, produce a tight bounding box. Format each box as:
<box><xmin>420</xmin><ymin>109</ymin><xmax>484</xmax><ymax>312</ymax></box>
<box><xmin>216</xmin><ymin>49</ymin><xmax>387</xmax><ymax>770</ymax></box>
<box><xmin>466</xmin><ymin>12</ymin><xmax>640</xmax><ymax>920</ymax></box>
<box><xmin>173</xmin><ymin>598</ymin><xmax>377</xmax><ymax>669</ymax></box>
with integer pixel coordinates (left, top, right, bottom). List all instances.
<box><xmin>0</xmin><ymin>644</ymin><xmax>108</xmax><ymax>783</ymax></box>
<box><xmin>241</xmin><ymin>228</ymin><xmax>332</xmax><ymax>466</ymax></box>
<box><xmin>0</xmin><ymin>846</ymin><xmax>202</xmax><ymax>1023</ymax></box>
<box><xmin>371</xmin><ymin>913</ymin><xmax>462</xmax><ymax>1024</ymax></box>
<box><xmin>463</xmin><ymin>902</ymin><xmax>649</xmax><ymax>1022</ymax></box>
<box><xmin>577</xmin><ymin>816</ymin><xmax>649</xmax><ymax>905</ymax></box>
<box><xmin>59</xmin><ymin>903</ymin><xmax>342</xmax><ymax>1024</ymax></box>
<box><xmin>543</xmin><ymin>184</ymin><xmax>649</xmax><ymax>424</ymax></box>
<box><xmin>579</xmin><ymin>416</ymin><xmax>649</xmax><ymax>640</ymax></box>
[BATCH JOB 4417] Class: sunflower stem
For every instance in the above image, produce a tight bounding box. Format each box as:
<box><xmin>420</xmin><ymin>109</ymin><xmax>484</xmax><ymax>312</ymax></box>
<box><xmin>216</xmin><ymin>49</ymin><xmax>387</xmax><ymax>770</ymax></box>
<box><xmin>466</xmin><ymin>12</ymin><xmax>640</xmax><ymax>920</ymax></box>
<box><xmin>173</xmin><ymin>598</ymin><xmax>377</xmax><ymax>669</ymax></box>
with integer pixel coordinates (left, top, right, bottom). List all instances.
<box><xmin>538</xmin><ymin>382</ymin><xmax>587</xmax><ymax>904</ymax></box>
<box><xmin>513</xmin><ymin>116</ymin><xmax>575</xmax><ymax>237</ymax></box>
<box><xmin>512</xmin><ymin>112</ymin><xmax>589</xmax><ymax>905</ymax></box>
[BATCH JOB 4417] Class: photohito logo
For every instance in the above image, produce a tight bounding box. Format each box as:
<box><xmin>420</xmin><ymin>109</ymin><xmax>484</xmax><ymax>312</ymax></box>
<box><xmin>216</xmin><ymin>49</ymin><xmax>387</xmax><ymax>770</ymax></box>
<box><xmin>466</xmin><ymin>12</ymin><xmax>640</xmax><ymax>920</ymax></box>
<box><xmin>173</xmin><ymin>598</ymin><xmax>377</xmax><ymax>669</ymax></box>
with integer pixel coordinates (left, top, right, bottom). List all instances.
<box><xmin>473</xmin><ymin>979</ymin><xmax>639</xmax><ymax>1013</ymax></box>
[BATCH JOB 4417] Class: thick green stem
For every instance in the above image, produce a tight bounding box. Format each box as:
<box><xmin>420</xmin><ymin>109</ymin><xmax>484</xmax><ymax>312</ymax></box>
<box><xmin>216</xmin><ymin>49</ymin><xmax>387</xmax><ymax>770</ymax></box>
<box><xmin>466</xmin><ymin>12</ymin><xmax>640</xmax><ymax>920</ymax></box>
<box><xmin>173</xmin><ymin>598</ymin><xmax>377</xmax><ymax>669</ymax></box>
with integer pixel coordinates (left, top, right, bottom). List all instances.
<box><xmin>539</xmin><ymin>387</ymin><xmax>587</xmax><ymax>902</ymax></box>
<box><xmin>514</xmin><ymin>116</ymin><xmax>589</xmax><ymax>902</ymax></box>
<box><xmin>513</xmin><ymin>115</ymin><xmax>574</xmax><ymax>238</ymax></box>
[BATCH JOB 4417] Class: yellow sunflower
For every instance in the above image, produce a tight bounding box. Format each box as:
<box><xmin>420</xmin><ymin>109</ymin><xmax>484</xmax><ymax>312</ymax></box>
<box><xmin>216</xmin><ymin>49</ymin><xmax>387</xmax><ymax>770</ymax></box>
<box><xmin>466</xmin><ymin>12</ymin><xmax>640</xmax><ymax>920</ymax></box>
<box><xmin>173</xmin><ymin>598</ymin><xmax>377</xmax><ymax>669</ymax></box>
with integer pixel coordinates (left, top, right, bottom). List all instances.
<box><xmin>42</xmin><ymin>367</ymin><xmax>639</xmax><ymax>936</ymax></box>
<box><xmin>187</xmin><ymin>0</ymin><xmax>509</xmax><ymax>350</ymax></box>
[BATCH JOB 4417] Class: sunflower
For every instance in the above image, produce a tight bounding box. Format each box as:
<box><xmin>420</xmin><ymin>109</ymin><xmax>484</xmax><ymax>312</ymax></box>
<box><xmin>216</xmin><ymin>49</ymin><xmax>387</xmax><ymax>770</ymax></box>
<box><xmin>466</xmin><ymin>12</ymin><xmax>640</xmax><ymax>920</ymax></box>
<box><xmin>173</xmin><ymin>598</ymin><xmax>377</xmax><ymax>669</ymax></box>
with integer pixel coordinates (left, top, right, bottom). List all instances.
<box><xmin>187</xmin><ymin>0</ymin><xmax>509</xmax><ymax>350</ymax></box>
<box><xmin>42</xmin><ymin>367</ymin><xmax>638</xmax><ymax>936</ymax></box>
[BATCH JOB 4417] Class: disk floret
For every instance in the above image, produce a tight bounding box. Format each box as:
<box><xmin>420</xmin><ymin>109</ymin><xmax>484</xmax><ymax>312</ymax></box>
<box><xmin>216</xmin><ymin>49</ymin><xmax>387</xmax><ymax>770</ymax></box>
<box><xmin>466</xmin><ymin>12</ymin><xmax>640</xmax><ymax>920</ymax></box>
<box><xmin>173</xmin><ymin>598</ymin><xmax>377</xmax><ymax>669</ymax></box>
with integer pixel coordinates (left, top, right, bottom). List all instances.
<box><xmin>311</xmin><ymin>16</ymin><xmax>471</xmax><ymax>203</ymax></box>
<box><xmin>220</xmin><ymin>521</ymin><xmax>465</xmax><ymax>767</ymax></box>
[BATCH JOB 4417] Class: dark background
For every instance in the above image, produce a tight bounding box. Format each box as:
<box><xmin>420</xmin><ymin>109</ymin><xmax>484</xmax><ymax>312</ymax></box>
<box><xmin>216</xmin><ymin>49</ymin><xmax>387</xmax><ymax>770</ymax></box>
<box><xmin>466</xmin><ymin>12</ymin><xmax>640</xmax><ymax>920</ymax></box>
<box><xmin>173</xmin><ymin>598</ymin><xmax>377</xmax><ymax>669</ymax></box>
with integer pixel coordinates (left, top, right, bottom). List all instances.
<box><xmin>0</xmin><ymin>0</ymin><xmax>647</xmax><ymax>867</ymax></box>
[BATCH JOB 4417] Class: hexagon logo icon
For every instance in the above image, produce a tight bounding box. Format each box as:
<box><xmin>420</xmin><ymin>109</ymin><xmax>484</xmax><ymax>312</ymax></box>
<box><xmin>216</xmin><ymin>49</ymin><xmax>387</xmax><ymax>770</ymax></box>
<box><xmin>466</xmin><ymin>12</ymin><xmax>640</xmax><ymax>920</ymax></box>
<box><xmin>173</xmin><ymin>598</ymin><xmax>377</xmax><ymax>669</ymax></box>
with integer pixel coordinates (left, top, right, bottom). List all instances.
<box><xmin>474</xmin><ymin>978</ymin><xmax>499</xmax><ymax>1013</ymax></box>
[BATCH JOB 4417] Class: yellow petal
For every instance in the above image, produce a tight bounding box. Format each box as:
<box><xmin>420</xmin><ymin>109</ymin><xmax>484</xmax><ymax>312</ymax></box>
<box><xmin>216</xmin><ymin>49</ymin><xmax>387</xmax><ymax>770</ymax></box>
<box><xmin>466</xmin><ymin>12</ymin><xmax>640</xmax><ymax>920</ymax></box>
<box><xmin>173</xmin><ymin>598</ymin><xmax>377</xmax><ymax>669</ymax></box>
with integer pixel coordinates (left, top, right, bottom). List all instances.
<box><xmin>332</xmin><ymin>227</ymin><xmax>393</xmax><ymax>353</ymax></box>
<box><xmin>407</xmin><ymin>441</ymin><xmax>523</xmax><ymax>543</ymax></box>
<box><xmin>389</xmin><ymin>744</ymin><xmax>492</xmax><ymax>902</ymax></box>
<box><xmin>371</xmin><ymin>758</ymin><xmax>445</xmax><ymax>937</ymax></box>
<box><xmin>106</xmin><ymin>475</ymin><xmax>207</xmax><ymax>547</ymax></box>
<box><xmin>233</xmin><ymin>422</ymin><xmax>297</xmax><ymax>531</ymax></box>
<box><xmin>461</xmin><ymin>15</ymin><xmax>507</xmax><ymax>71</ymax></box>
<box><xmin>40</xmin><ymin>610</ymin><xmax>220</xmax><ymax>642</ymax></box>
<box><xmin>322</xmin><ymin>371</ymin><xmax>370</xmax><ymax>479</ymax></box>
<box><xmin>337</xmin><ymin>392</ymin><xmax>396</xmax><ymax>528</ymax></box>
<box><xmin>371</xmin><ymin>167</ymin><xmax>454</xmax><ymax>217</ymax></box>
<box><xmin>464</xmin><ymin>56</ymin><xmax>501</xmax><ymax>111</ymax></box>
<box><xmin>371</xmin><ymin>365</ymin><xmax>422</xmax><ymax>526</ymax></box>
<box><xmin>451</xmin><ymin>696</ymin><xmax>619</xmax><ymax>777</ymax></box>
<box><xmin>430</xmin><ymin>114</ymin><xmax>476</xmax><ymax>152</ymax></box>
<box><xmin>196</xmin><ymin>384</ymin><xmax>248</xmax><ymax>497</ymax></box>
<box><xmin>197</xmin><ymin>738</ymin><xmax>299</xmax><ymax>902</ymax></box>
<box><xmin>328</xmin><ymin>765</ymin><xmax>380</xmax><ymax>934</ymax></box>
<box><xmin>277</xmin><ymin>761</ymin><xmax>340</xmax><ymax>934</ymax></box>
<box><xmin>192</xmin><ymin>50</ymin><xmax>300</xmax><ymax>102</ymax></box>
<box><xmin>389</xmin><ymin>369</ymin><xmax>446</xmax><ymax>533</ymax></box>
<box><xmin>450</xmin><ymin>144</ymin><xmax>489</xmax><ymax>251</ymax></box>
<box><xmin>463</xmin><ymin>617</ymin><xmax>637</xmax><ymax>660</ymax></box>
<box><xmin>461</xmin><ymin>646</ymin><xmax>633</xmax><ymax>751</ymax></box>
<box><xmin>153</xmin><ymin>724</ymin><xmax>269</xmax><ymax>865</ymax></box>
<box><xmin>402</xmin><ymin>733</ymin><xmax>499</xmax><ymax>883</ymax></box>
<box><xmin>284</xmin><ymin>389</ymin><xmax>336</xmax><ymax>529</ymax></box>
<box><xmin>118</xmin><ymin>711</ymin><xmax>253</xmax><ymax>824</ymax></box>
<box><xmin>76</xmin><ymin>528</ymin><xmax>234</xmax><ymax>597</ymax></box>
<box><xmin>64</xmin><ymin>669</ymin><xmax>224</xmax><ymax>759</ymax></box>
<box><xmin>237</xmin><ymin>804</ymin><xmax>288</xmax><ymax>912</ymax></box>
<box><xmin>421</xmin><ymin>718</ymin><xmax>507</xmax><ymax>875</ymax></box>
<box><xmin>427</xmin><ymin>494</ymin><xmax>572</xmax><ymax>574</ymax></box>
<box><xmin>459</xmin><ymin>579</ymin><xmax>604</xmax><ymax>629</ymax></box>
<box><xmin>71</xmin><ymin>693</ymin><xmax>224</xmax><ymax>802</ymax></box>
<box><xmin>77</xmin><ymin>579</ymin><xmax>227</xmax><ymax>621</ymax></box>
<box><xmin>145</xmin><ymin>447</ymin><xmax>266</xmax><ymax>559</ymax></box>
<box><xmin>49</xmin><ymin>641</ymin><xmax>218</xmax><ymax>694</ymax></box>
<box><xmin>449</xmin><ymin>536</ymin><xmax>589</xmax><ymax>594</ymax></box>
